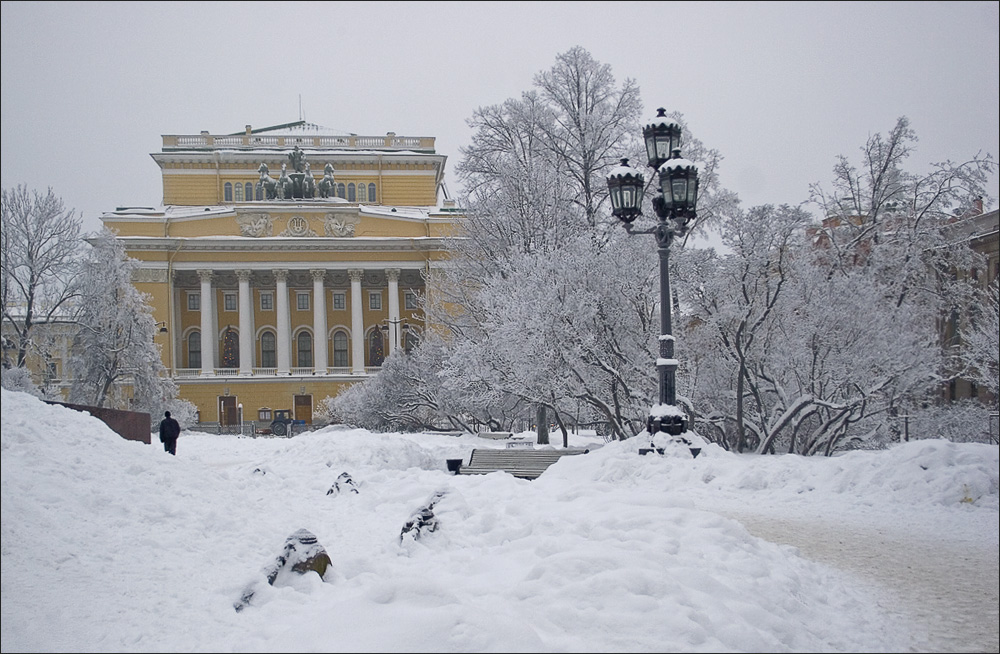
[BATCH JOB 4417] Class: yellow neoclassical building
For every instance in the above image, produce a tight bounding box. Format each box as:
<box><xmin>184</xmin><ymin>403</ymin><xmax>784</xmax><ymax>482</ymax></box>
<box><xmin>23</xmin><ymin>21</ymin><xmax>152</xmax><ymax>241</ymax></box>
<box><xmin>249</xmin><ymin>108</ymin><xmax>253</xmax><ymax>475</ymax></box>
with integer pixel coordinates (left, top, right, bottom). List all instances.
<box><xmin>102</xmin><ymin>120</ymin><xmax>462</xmax><ymax>428</ymax></box>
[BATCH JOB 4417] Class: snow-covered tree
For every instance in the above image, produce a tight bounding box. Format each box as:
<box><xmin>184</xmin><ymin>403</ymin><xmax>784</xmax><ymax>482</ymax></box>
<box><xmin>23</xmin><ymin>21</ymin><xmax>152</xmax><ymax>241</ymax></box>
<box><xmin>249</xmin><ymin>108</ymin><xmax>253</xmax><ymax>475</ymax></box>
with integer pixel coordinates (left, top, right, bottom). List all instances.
<box><xmin>1</xmin><ymin>185</ymin><xmax>82</xmax><ymax>369</ymax></box>
<box><xmin>676</xmin><ymin>203</ymin><xmax>946</xmax><ymax>455</ymax></box>
<box><xmin>321</xmin><ymin>332</ymin><xmax>525</xmax><ymax>433</ymax></box>
<box><xmin>0</xmin><ymin>365</ymin><xmax>43</xmax><ymax>398</ymax></box>
<box><xmin>675</xmin><ymin>118</ymin><xmax>994</xmax><ymax>455</ymax></box>
<box><xmin>66</xmin><ymin>229</ymin><xmax>181</xmax><ymax>416</ymax></box>
<box><xmin>424</xmin><ymin>47</ymin><xmax>737</xmax><ymax>442</ymax></box>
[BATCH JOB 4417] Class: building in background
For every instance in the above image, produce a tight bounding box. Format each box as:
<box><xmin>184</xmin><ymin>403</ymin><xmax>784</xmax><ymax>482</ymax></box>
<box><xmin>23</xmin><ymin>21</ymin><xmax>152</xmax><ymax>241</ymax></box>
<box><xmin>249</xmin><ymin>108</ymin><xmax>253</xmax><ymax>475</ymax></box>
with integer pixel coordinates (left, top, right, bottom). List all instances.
<box><xmin>101</xmin><ymin>121</ymin><xmax>463</xmax><ymax>429</ymax></box>
<box><xmin>941</xmin><ymin>203</ymin><xmax>999</xmax><ymax>404</ymax></box>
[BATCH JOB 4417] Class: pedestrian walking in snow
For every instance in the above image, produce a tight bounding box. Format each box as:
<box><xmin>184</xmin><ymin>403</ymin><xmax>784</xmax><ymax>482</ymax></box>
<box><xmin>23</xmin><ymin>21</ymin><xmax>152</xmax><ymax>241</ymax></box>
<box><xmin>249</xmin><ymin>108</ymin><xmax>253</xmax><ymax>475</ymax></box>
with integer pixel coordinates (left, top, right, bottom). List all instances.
<box><xmin>159</xmin><ymin>411</ymin><xmax>180</xmax><ymax>455</ymax></box>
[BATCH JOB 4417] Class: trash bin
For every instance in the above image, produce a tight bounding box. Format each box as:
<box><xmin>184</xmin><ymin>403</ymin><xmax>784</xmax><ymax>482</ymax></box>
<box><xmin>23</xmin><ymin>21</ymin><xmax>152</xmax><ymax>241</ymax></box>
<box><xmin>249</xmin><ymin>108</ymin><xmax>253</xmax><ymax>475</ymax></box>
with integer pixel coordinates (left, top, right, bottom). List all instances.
<box><xmin>446</xmin><ymin>459</ymin><xmax>463</xmax><ymax>475</ymax></box>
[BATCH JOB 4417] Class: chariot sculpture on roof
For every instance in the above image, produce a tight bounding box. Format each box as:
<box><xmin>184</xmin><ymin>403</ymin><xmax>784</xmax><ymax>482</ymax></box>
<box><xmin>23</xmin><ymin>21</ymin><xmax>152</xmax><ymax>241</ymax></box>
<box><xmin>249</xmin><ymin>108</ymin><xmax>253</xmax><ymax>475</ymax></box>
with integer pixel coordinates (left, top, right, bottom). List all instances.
<box><xmin>256</xmin><ymin>146</ymin><xmax>333</xmax><ymax>200</ymax></box>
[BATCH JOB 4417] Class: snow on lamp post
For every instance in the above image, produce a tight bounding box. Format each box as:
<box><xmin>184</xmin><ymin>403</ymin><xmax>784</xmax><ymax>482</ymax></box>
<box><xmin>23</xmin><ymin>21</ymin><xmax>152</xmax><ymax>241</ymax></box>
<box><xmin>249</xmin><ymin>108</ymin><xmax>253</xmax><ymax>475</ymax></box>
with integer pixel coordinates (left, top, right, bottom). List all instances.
<box><xmin>606</xmin><ymin>108</ymin><xmax>699</xmax><ymax>453</ymax></box>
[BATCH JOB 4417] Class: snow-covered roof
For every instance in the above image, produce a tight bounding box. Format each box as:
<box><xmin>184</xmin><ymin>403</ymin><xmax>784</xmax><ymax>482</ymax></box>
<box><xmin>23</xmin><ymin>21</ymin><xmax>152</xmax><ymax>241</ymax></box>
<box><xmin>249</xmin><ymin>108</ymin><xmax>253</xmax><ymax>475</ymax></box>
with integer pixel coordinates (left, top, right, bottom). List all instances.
<box><xmin>101</xmin><ymin>206</ymin><xmax>233</xmax><ymax>220</ymax></box>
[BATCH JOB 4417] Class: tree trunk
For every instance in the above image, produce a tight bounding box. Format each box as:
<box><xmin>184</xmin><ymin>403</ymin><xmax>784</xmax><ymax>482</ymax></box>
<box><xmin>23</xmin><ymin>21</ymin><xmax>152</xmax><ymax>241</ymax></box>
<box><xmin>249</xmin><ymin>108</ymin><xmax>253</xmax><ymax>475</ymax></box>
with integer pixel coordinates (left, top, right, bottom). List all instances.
<box><xmin>536</xmin><ymin>405</ymin><xmax>549</xmax><ymax>445</ymax></box>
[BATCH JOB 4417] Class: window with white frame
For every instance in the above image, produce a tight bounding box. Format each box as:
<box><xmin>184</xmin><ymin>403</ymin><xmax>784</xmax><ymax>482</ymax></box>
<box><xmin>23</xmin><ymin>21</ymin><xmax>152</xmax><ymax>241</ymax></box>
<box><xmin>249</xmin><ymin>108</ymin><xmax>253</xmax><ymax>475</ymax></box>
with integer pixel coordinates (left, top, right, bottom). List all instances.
<box><xmin>261</xmin><ymin>331</ymin><xmax>276</xmax><ymax>368</ymax></box>
<box><xmin>297</xmin><ymin>292</ymin><xmax>310</xmax><ymax>311</ymax></box>
<box><xmin>188</xmin><ymin>332</ymin><xmax>201</xmax><ymax>368</ymax></box>
<box><xmin>369</xmin><ymin>291</ymin><xmax>381</xmax><ymax>311</ymax></box>
<box><xmin>260</xmin><ymin>291</ymin><xmax>274</xmax><ymax>311</ymax></box>
<box><xmin>297</xmin><ymin>331</ymin><xmax>313</xmax><ymax>367</ymax></box>
<box><xmin>333</xmin><ymin>330</ymin><xmax>349</xmax><ymax>367</ymax></box>
<box><xmin>332</xmin><ymin>291</ymin><xmax>346</xmax><ymax>311</ymax></box>
<box><xmin>404</xmin><ymin>291</ymin><xmax>418</xmax><ymax>310</ymax></box>
<box><xmin>188</xmin><ymin>292</ymin><xmax>200</xmax><ymax>311</ymax></box>
<box><xmin>223</xmin><ymin>292</ymin><xmax>237</xmax><ymax>312</ymax></box>
<box><xmin>234</xmin><ymin>183</ymin><xmax>244</xmax><ymax>202</ymax></box>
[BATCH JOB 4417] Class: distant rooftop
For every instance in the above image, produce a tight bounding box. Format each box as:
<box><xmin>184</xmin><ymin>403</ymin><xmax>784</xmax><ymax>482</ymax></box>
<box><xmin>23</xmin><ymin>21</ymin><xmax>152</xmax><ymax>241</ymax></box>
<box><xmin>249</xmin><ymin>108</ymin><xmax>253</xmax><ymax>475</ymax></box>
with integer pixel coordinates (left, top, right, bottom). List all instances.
<box><xmin>232</xmin><ymin>121</ymin><xmax>356</xmax><ymax>138</ymax></box>
<box><xmin>161</xmin><ymin>121</ymin><xmax>435</xmax><ymax>153</ymax></box>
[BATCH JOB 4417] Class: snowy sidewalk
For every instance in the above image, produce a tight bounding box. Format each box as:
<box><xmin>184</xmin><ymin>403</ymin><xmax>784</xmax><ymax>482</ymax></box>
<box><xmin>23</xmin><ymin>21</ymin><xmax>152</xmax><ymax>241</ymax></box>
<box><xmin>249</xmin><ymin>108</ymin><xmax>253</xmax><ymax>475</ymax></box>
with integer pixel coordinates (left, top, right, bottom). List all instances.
<box><xmin>715</xmin><ymin>506</ymin><xmax>999</xmax><ymax>653</ymax></box>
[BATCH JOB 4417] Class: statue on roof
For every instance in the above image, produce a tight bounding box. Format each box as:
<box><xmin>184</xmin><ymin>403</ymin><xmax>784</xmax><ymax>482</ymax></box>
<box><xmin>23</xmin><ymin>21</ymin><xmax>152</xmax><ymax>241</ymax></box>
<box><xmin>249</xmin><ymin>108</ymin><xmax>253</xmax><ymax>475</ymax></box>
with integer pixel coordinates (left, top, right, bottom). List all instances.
<box><xmin>276</xmin><ymin>163</ymin><xmax>293</xmax><ymax>199</ymax></box>
<box><xmin>302</xmin><ymin>162</ymin><xmax>316</xmax><ymax>199</ymax></box>
<box><xmin>288</xmin><ymin>146</ymin><xmax>306</xmax><ymax>173</ymax></box>
<box><xmin>318</xmin><ymin>163</ymin><xmax>337</xmax><ymax>198</ymax></box>
<box><xmin>258</xmin><ymin>163</ymin><xmax>278</xmax><ymax>200</ymax></box>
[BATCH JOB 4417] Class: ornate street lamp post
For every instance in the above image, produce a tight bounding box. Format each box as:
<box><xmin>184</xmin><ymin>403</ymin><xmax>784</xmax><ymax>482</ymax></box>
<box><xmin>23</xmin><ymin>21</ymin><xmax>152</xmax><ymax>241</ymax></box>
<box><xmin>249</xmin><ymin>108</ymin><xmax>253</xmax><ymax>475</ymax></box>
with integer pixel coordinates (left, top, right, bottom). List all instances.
<box><xmin>607</xmin><ymin>108</ymin><xmax>699</xmax><ymax>448</ymax></box>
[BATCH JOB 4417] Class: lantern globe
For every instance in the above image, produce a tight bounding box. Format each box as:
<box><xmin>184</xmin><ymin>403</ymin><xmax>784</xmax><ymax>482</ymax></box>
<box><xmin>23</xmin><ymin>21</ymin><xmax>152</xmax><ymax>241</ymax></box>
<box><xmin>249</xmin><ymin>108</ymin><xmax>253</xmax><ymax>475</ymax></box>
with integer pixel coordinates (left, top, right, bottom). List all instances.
<box><xmin>643</xmin><ymin>108</ymin><xmax>682</xmax><ymax>170</ymax></box>
<box><xmin>657</xmin><ymin>149</ymin><xmax>699</xmax><ymax>216</ymax></box>
<box><xmin>606</xmin><ymin>158</ymin><xmax>645</xmax><ymax>223</ymax></box>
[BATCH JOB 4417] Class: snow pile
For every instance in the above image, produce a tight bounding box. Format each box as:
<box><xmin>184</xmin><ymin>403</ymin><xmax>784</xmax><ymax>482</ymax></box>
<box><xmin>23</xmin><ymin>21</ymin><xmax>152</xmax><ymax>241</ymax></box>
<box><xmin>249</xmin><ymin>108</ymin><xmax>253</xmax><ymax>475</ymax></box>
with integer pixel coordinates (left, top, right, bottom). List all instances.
<box><xmin>2</xmin><ymin>388</ymin><xmax>996</xmax><ymax>652</ymax></box>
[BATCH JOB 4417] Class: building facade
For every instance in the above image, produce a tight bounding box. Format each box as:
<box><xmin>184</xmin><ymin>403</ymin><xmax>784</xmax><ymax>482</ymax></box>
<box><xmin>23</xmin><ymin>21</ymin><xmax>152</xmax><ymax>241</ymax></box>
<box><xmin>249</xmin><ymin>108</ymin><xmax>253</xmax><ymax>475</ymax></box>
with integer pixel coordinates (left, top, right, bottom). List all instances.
<box><xmin>941</xmin><ymin>205</ymin><xmax>999</xmax><ymax>404</ymax></box>
<box><xmin>102</xmin><ymin>121</ymin><xmax>462</xmax><ymax>428</ymax></box>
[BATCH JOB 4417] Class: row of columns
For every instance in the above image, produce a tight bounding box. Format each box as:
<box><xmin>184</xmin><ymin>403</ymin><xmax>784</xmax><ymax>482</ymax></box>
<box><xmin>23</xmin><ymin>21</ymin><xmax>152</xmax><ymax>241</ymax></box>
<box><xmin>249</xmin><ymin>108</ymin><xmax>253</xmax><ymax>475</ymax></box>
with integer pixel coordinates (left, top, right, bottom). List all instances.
<box><xmin>194</xmin><ymin>267</ymin><xmax>404</xmax><ymax>376</ymax></box>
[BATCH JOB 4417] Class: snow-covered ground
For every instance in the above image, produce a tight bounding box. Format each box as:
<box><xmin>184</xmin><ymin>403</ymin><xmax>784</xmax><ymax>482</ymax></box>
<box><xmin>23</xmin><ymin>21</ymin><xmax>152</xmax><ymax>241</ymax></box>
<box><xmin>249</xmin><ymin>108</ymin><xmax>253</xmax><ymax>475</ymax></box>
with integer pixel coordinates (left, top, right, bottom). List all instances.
<box><xmin>2</xmin><ymin>387</ymin><xmax>997</xmax><ymax>652</ymax></box>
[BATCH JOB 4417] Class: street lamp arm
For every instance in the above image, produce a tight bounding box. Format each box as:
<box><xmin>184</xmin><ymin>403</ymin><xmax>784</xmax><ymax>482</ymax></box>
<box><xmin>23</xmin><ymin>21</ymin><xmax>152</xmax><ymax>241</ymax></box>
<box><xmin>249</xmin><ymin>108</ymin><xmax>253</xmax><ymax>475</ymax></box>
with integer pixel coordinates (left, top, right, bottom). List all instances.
<box><xmin>623</xmin><ymin>223</ymin><xmax>657</xmax><ymax>236</ymax></box>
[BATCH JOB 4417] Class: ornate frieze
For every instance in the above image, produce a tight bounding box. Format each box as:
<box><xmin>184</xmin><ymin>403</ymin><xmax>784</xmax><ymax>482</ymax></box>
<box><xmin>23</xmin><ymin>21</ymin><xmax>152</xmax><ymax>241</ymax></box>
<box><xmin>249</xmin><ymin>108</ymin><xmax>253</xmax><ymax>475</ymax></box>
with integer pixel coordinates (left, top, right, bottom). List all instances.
<box><xmin>236</xmin><ymin>212</ymin><xmax>273</xmax><ymax>237</ymax></box>
<box><xmin>132</xmin><ymin>268</ymin><xmax>168</xmax><ymax>283</ymax></box>
<box><xmin>279</xmin><ymin>215</ymin><xmax>318</xmax><ymax>237</ymax></box>
<box><xmin>324</xmin><ymin>213</ymin><xmax>358</xmax><ymax>237</ymax></box>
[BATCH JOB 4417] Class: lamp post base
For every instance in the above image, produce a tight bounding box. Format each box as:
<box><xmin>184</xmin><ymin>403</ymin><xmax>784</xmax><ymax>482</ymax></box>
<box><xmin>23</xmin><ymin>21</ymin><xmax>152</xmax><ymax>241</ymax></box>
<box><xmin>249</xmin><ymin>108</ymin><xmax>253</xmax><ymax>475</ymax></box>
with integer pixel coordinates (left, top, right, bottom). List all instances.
<box><xmin>639</xmin><ymin>436</ymin><xmax>701</xmax><ymax>458</ymax></box>
<box><xmin>641</xmin><ymin>412</ymin><xmax>701</xmax><ymax>458</ymax></box>
<box><xmin>647</xmin><ymin>413</ymin><xmax>687</xmax><ymax>436</ymax></box>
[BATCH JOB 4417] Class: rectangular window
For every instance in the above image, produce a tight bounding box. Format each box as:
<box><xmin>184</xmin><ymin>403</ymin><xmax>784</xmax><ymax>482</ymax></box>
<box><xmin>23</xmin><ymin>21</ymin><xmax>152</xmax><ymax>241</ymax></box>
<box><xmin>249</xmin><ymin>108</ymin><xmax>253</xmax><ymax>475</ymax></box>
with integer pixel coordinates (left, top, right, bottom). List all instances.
<box><xmin>404</xmin><ymin>291</ymin><xmax>418</xmax><ymax>310</ymax></box>
<box><xmin>223</xmin><ymin>292</ymin><xmax>237</xmax><ymax>312</ymax></box>
<box><xmin>332</xmin><ymin>291</ymin><xmax>346</xmax><ymax>311</ymax></box>
<box><xmin>369</xmin><ymin>291</ymin><xmax>382</xmax><ymax>311</ymax></box>
<box><xmin>188</xmin><ymin>293</ymin><xmax>201</xmax><ymax>311</ymax></box>
<box><xmin>297</xmin><ymin>292</ymin><xmax>310</xmax><ymax>311</ymax></box>
<box><xmin>260</xmin><ymin>291</ymin><xmax>274</xmax><ymax>311</ymax></box>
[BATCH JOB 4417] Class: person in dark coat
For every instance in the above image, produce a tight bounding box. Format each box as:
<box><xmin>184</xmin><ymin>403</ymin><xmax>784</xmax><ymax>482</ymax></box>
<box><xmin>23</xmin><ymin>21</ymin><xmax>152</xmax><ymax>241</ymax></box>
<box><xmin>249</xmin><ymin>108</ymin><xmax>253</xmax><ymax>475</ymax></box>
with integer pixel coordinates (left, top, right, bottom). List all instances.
<box><xmin>159</xmin><ymin>411</ymin><xmax>181</xmax><ymax>455</ymax></box>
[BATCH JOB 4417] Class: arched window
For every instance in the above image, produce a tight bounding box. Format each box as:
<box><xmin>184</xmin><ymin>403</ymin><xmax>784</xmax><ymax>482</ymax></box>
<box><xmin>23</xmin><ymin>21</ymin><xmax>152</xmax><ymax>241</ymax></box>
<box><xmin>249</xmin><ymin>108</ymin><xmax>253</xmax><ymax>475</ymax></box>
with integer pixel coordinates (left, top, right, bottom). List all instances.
<box><xmin>368</xmin><ymin>329</ymin><xmax>385</xmax><ymax>367</ymax></box>
<box><xmin>245</xmin><ymin>182</ymin><xmax>253</xmax><ymax>201</ymax></box>
<box><xmin>234</xmin><ymin>183</ymin><xmax>243</xmax><ymax>202</ymax></box>
<box><xmin>255</xmin><ymin>183</ymin><xmax>264</xmax><ymax>201</ymax></box>
<box><xmin>357</xmin><ymin>183</ymin><xmax>367</xmax><ymax>202</ymax></box>
<box><xmin>188</xmin><ymin>332</ymin><xmax>201</xmax><ymax>369</ymax></box>
<box><xmin>333</xmin><ymin>330</ymin><xmax>349</xmax><ymax>367</ymax></box>
<box><xmin>368</xmin><ymin>183</ymin><xmax>376</xmax><ymax>202</ymax></box>
<box><xmin>403</xmin><ymin>329</ymin><xmax>419</xmax><ymax>354</ymax></box>
<box><xmin>297</xmin><ymin>331</ymin><xmax>313</xmax><ymax>368</ymax></box>
<box><xmin>337</xmin><ymin>183</ymin><xmax>345</xmax><ymax>199</ymax></box>
<box><xmin>224</xmin><ymin>182</ymin><xmax>233</xmax><ymax>202</ymax></box>
<box><xmin>261</xmin><ymin>331</ymin><xmax>276</xmax><ymax>368</ymax></box>
<box><xmin>348</xmin><ymin>183</ymin><xmax>356</xmax><ymax>202</ymax></box>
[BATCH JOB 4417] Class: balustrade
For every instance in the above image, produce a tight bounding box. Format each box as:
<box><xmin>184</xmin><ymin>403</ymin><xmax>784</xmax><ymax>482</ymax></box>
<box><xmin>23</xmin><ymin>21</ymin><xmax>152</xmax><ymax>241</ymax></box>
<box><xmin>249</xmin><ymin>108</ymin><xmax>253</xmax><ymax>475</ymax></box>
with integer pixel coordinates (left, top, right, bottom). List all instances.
<box><xmin>162</xmin><ymin>133</ymin><xmax>434</xmax><ymax>151</ymax></box>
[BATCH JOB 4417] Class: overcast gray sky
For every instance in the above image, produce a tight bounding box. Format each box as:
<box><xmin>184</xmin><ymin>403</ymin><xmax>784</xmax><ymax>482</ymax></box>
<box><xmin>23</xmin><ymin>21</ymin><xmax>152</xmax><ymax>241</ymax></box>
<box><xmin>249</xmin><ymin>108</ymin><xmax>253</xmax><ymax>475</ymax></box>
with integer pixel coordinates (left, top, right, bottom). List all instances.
<box><xmin>2</xmin><ymin>1</ymin><xmax>997</xmax><ymax>234</ymax></box>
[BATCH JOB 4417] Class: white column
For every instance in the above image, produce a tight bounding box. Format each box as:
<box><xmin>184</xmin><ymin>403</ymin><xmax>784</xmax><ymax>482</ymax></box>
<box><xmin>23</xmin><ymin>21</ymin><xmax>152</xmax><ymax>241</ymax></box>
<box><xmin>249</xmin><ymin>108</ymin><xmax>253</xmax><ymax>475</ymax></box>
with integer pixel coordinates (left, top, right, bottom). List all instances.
<box><xmin>349</xmin><ymin>268</ymin><xmax>365</xmax><ymax>374</ymax></box>
<box><xmin>170</xmin><ymin>270</ymin><xmax>181</xmax><ymax>372</ymax></box>
<box><xmin>311</xmin><ymin>269</ymin><xmax>328</xmax><ymax>375</ymax></box>
<box><xmin>386</xmin><ymin>268</ymin><xmax>401</xmax><ymax>355</ymax></box>
<box><xmin>237</xmin><ymin>270</ymin><xmax>253</xmax><ymax>376</ymax></box>
<box><xmin>198</xmin><ymin>270</ymin><xmax>215</xmax><ymax>376</ymax></box>
<box><xmin>275</xmin><ymin>269</ymin><xmax>291</xmax><ymax>375</ymax></box>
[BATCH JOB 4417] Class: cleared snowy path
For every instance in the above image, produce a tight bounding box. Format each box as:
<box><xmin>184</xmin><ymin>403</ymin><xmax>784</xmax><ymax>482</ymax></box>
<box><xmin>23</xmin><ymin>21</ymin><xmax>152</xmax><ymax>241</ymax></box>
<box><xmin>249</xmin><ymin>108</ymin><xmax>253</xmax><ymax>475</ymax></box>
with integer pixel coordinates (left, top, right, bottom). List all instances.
<box><xmin>715</xmin><ymin>506</ymin><xmax>999</xmax><ymax>653</ymax></box>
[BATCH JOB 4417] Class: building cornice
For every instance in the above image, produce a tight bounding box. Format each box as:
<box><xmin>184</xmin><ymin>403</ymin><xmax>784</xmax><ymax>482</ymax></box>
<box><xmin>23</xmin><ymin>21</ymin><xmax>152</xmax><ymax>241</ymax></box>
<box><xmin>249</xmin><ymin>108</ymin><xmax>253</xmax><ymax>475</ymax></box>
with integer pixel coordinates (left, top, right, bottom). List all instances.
<box><xmin>114</xmin><ymin>235</ymin><xmax>456</xmax><ymax>253</ymax></box>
